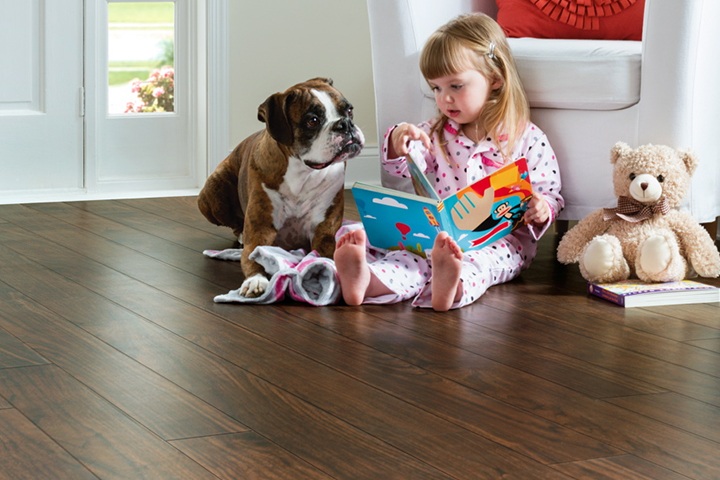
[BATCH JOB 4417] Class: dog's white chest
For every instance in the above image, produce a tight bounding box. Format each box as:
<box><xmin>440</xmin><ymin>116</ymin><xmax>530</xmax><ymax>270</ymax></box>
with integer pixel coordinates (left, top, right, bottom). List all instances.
<box><xmin>263</xmin><ymin>159</ymin><xmax>343</xmax><ymax>249</ymax></box>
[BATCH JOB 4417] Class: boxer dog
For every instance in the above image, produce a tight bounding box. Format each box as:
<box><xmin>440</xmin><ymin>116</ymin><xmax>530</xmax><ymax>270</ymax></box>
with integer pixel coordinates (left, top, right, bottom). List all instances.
<box><xmin>198</xmin><ymin>78</ymin><xmax>364</xmax><ymax>298</ymax></box>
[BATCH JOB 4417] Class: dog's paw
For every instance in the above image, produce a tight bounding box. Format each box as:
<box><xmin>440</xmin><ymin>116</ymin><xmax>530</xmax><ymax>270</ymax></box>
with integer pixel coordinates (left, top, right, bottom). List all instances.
<box><xmin>239</xmin><ymin>274</ymin><xmax>269</xmax><ymax>298</ymax></box>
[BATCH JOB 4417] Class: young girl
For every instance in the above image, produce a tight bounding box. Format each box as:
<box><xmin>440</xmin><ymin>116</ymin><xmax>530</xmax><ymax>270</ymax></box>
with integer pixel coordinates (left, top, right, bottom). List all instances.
<box><xmin>335</xmin><ymin>13</ymin><xmax>564</xmax><ymax>311</ymax></box>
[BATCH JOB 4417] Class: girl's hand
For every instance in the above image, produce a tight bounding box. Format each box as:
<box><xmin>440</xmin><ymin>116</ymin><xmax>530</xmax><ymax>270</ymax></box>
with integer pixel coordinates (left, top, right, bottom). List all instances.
<box><xmin>389</xmin><ymin>123</ymin><xmax>431</xmax><ymax>157</ymax></box>
<box><xmin>524</xmin><ymin>194</ymin><xmax>551</xmax><ymax>226</ymax></box>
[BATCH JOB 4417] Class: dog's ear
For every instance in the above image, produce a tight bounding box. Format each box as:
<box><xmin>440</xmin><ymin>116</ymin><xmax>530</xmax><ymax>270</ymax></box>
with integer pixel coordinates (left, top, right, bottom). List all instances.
<box><xmin>258</xmin><ymin>92</ymin><xmax>294</xmax><ymax>146</ymax></box>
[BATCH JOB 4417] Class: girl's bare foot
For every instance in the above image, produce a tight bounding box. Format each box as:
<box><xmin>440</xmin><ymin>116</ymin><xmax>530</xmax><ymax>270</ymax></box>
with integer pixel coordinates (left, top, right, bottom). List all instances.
<box><xmin>431</xmin><ymin>232</ymin><xmax>463</xmax><ymax>311</ymax></box>
<box><xmin>334</xmin><ymin>229</ymin><xmax>372</xmax><ymax>305</ymax></box>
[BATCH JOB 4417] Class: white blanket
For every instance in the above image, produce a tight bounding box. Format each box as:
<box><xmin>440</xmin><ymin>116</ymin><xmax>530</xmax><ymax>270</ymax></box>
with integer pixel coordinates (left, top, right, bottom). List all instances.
<box><xmin>203</xmin><ymin>246</ymin><xmax>340</xmax><ymax>306</ymax></box>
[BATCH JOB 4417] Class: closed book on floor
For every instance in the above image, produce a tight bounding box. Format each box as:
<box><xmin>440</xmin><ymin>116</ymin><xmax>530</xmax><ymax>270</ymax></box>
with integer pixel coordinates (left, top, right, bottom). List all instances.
<box><xmin>587</xmin><ymin>279</ymin><xmax>720</xmax><ymax>307</ymax></box>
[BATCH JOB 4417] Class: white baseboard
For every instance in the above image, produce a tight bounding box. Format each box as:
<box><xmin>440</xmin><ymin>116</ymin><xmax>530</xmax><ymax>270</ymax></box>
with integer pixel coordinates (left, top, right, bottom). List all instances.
<box><xmin>0</xmin><ymin>145</ymin><xmax>381</xmax><ymax>205</ymax></box>
<box><xmin>0</xmin><ymin>188</ymin><xmax>201</xmax><ymax>206</ymax></box>
<box><xmin>344</xmin><ymin>145</ymin><xmax>381</xmax><ymax>188</ymax></box>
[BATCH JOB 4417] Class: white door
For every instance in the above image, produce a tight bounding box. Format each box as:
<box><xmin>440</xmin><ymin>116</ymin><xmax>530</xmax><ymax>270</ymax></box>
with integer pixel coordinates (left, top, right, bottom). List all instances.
<box><xmin>0</xmin><ymin>0</ymin><xmax>84</xmax><ymax>196</ymax></box>
<box><xmin>0</xmin><ymin>0</ymin><xmax>206</xmax><ymax>202</ymax></box>
<box><xmin>85</xmin><ymin>0</ymin><xmax>203</xmax><ymax>195</ymax></box>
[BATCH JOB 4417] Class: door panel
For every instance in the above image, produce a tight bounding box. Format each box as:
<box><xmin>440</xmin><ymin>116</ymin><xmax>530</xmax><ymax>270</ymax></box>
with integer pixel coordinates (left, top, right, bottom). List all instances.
<box><xmin>86</xmin><ymin>0</ymin><xmax>200</xmax><ymax>194</ymax></box>
<box><xmin>0</xmin><ymin>0</ymin><xmax>83</xmax><ymax>194</ymax></box>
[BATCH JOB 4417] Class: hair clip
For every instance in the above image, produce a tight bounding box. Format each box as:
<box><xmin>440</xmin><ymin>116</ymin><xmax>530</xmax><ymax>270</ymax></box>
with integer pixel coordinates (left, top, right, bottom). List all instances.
<box><xmin>487</xmin><ymin>42</ymin><xmax>496</xmax><ymax>60</ymax></box>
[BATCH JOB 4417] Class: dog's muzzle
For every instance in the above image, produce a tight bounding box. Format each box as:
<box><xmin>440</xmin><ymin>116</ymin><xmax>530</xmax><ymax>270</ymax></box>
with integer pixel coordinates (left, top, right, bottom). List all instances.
<box><xmin>304</xmin><ymin>122</ymin><xmax>365</xmax><ymax>170</ymax></box>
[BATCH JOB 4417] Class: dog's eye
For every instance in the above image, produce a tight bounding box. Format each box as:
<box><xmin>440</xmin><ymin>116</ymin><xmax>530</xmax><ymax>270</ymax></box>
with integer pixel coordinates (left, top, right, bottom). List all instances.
<box><xmin>657</xmin><ymin>175</ymin><xmax>665</xmax><ymax>182</ymax></box>
<box><xmin>629</xmin><ymin>173</ymin><xmax>636</xmax><ymax>180</ymax></box>
<box><xmin>306</xmin><ymin>116</ymin><xmax>320</xmax><ymax>129</ymax></box>
<box><xmin>346</xmin><ymin>107</ymin><xmax>354</xmax><ymax>119</ymax></box>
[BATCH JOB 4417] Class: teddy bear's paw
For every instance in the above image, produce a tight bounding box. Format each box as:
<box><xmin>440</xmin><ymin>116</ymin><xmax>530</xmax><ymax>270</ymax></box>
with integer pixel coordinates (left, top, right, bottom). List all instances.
<box><xmin>580</xmin><ymin>236</ymin><xmax>629</xmax><ymax>282</ymax></box>
<box><xmin>689</xmin><ymin>244</ymin><xmax>720</xmax><ymax>278</ymax></box>
<box><xmin>636</xmin><ymin>233</ymin><xmax>685</xmax><ymax>282</ymax></box>
<box><xmin>239</xmin><ymin>274</ymin><xmax>270</xmax><ymax>298</ymax></box>
<box><xmin>695</xmin><ymin>258</ymin><xmax>720</xmax><ymax>278</ymax></box>
<box><xmin>556</xmin><ymin>235</ymin><xmax>580</xmax><ymax>264</ymax></box>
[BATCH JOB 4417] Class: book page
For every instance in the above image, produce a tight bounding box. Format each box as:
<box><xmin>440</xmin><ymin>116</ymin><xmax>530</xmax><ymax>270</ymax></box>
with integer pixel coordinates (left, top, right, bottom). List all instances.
<box><xmin>351</xmin><ymin>183</ymin><xmax>442</xmax><ymax>258</ymax></box>
<box><xmin>440</xmin><ymin>159</ymin><xmax>533</xmax><ymax>251</ymax></box>
<box><xmin>406</xmin><ymin>144</ymin><xmax>441</xmax><ymax>201</ymax></box>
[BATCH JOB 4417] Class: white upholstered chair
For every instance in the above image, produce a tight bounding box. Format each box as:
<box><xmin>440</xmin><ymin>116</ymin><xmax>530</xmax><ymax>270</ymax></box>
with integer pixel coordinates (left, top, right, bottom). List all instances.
<box><xmin>366</xmin><ymin>0</ymin><xmax>720</xmax><ymax>233</ymax></box>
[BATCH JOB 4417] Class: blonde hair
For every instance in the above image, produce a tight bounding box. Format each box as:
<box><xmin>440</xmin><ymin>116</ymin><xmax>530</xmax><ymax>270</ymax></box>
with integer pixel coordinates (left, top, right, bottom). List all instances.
<box><xmin>420</xmin><ymin>13</ymin><xmax>529</xmax><ymax>161</ymax></box>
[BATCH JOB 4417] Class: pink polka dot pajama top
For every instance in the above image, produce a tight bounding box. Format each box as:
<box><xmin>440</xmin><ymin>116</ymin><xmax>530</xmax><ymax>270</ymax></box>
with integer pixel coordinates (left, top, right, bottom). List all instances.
<box><xmin>341</xmin><ymin>118</ymin><xmax>564</xmax><ymax>309</ymax></box>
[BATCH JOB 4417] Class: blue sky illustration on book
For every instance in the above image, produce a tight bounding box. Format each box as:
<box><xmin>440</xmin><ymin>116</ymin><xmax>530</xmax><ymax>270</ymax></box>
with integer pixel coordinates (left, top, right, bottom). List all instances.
<box><xmin>354</xmin><ymin>193</ymin><xmax>440</xmax><ymax>257</ymax></box>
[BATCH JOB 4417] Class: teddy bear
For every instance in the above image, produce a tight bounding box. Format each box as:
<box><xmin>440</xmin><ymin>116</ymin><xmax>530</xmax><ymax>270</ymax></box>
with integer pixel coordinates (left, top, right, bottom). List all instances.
<box><xmin>557</xmin><ymin>142</ymin><xmax>720</xmax><ymax>283</ymax></box>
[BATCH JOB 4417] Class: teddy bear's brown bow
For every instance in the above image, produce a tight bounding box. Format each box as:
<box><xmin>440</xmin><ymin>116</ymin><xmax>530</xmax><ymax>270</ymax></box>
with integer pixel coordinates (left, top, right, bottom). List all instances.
<box><xmin>603</xmin><ymin>196</ymin><xmax>670</xmax><ymax>223</ymax></box>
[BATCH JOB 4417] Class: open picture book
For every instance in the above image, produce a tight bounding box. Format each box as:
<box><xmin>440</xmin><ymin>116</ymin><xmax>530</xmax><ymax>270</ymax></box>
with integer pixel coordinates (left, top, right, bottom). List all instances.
<box><xmin>352</xmin><ymin>146</ymin><xmax>533</xmax><ymax>257</ymax></box>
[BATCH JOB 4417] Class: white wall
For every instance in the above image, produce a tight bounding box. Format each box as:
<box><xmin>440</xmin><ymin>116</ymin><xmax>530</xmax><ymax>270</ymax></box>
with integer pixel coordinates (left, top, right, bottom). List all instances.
<box><xmin>228</xmin><ymin>1</ymin><xmax>379</xmax><ymax>185</ymax></box>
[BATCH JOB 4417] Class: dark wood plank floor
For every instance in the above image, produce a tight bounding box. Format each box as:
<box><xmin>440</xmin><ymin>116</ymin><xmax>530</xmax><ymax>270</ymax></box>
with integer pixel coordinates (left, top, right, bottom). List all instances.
<box><xmin>1</xmin><ymin>193</ymin><xmax>719</xmax><ymax>480</ymax></box>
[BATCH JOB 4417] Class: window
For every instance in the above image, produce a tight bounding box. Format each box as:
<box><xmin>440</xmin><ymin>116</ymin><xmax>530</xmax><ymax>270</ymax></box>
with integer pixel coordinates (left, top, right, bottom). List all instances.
<box><xmin>107</xmin><ymin>1</ymin><xmax>175</xmax><ymax>114</ymax></box>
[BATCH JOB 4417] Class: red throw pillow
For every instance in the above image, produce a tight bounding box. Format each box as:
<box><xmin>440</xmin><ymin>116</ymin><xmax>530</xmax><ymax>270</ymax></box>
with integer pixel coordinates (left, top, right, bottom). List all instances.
<box><xmin>496</xmin><ymin>0</ymin><xmax>645</xmax><ymax>40</ymax></box>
